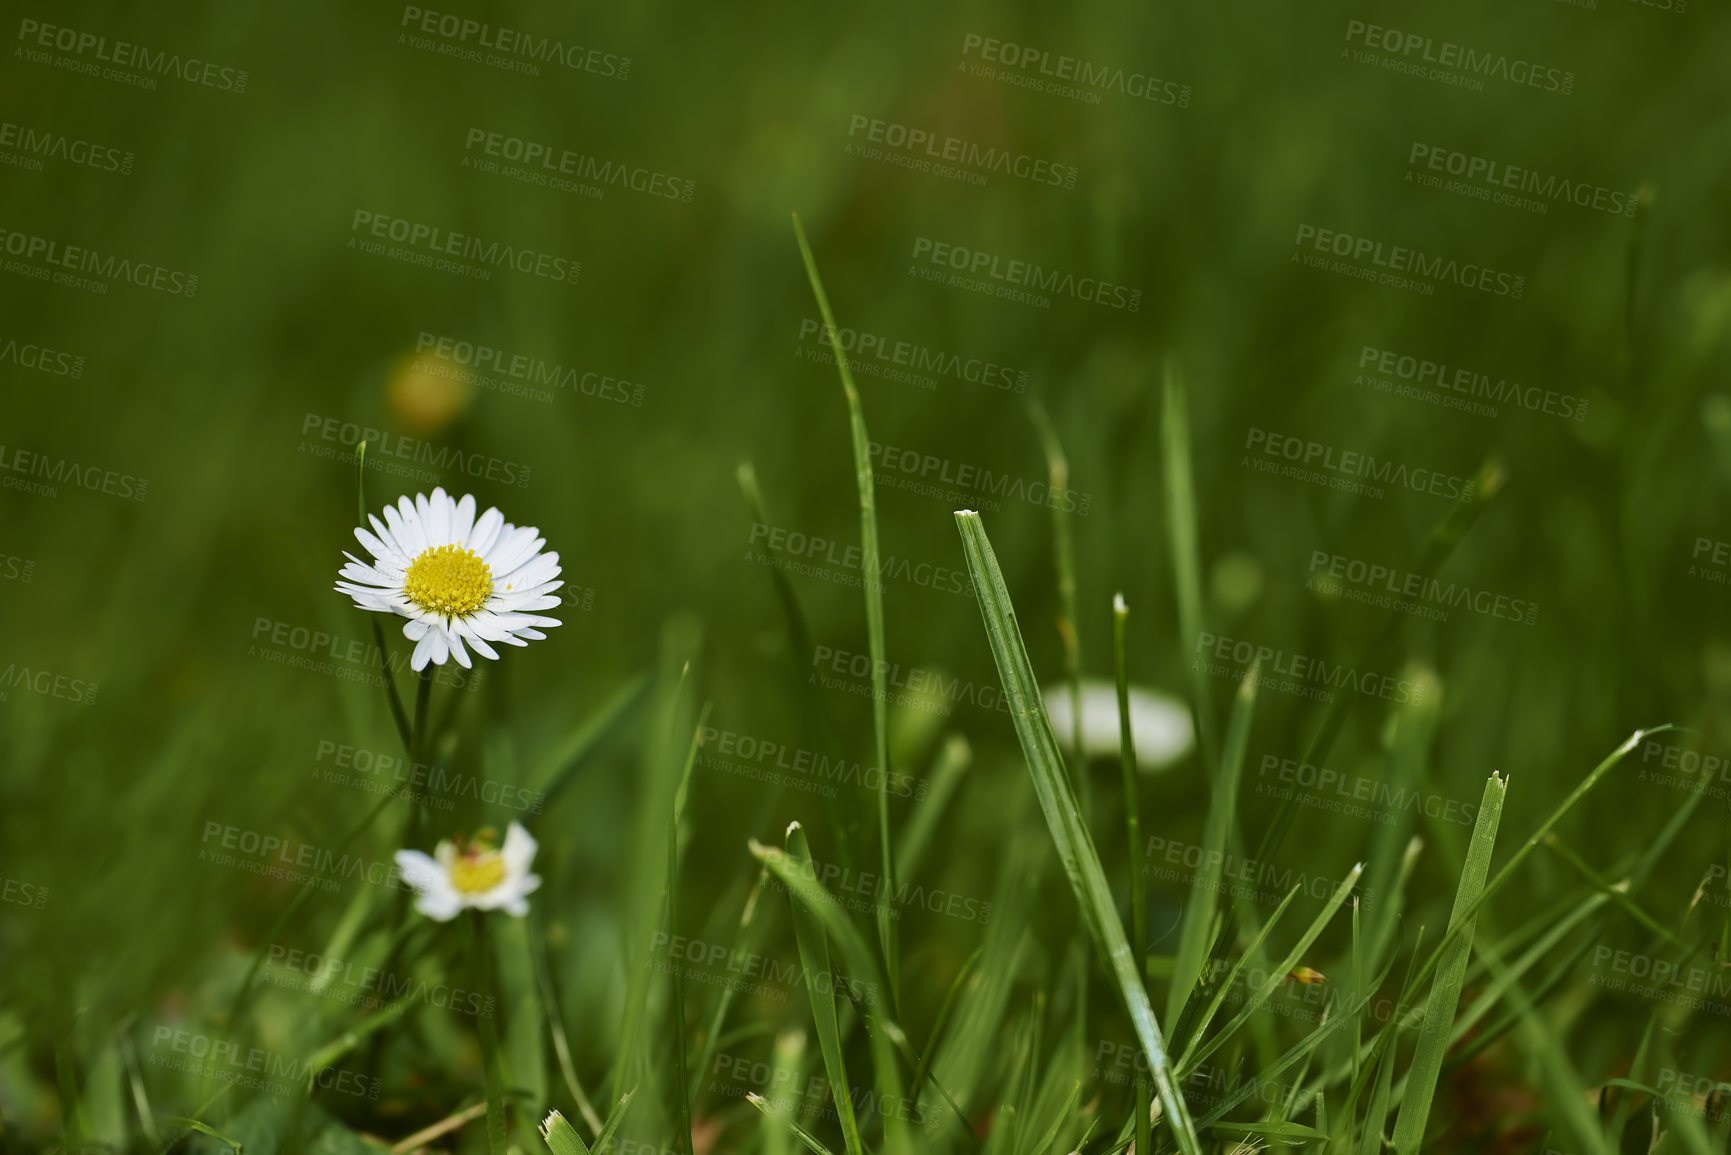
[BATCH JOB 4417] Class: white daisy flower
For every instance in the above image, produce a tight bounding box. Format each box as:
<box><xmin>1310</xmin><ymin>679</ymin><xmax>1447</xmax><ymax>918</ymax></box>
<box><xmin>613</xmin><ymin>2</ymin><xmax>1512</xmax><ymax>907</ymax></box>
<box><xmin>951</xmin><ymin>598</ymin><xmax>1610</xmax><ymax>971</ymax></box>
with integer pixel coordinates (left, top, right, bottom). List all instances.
<box><xmin>1043</xmin><ymin>678</ymin><xmax>1194</xmax><ymax>771</ymax></box>
<box><xmin>394</xmin><ymin>822</ymin><xmax>542</xmax><ymax>921</ymax></box>
<box><xmin>335</xmin><ymin>487</ymin><xmax>562</xmax><ymax>671</ymax></box>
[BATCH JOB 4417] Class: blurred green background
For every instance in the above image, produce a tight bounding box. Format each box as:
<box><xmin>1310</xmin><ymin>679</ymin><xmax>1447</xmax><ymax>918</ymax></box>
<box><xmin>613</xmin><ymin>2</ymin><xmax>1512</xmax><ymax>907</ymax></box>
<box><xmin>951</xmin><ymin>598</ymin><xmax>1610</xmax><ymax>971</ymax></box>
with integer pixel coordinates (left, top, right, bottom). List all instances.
<box><xmin>4</xmin><ymin>1</ymin><xmax>1731</xmax><ymax>1151</ymax></box>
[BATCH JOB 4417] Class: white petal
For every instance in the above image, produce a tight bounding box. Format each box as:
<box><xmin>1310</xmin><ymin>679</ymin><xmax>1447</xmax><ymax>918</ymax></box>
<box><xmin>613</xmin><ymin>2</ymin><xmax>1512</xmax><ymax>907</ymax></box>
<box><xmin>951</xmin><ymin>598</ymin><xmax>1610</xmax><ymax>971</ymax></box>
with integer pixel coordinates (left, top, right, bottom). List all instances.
<box><xmin>452</xmin><ymin>493</ymin><xmax>477</xmax><ymax>544</ymax></box>
<box><xmin>469</xmin><ymin>508</ymin><xmax>505</xmax><ymax>555</ymax></box>
<box><xmin>394</xmin><ymin>849</ymin><xmax>445</xmax><ymax>891</ymax></box>
<box><xmin>448</xmin><ymin>630</ymin><xmax>472</xmax><ymax>669</ymax></box>
<box><xmin>502</xmin><ymin>823</ymin><xmax>538</xmax><ymax>875</ymax></box>
<box><xmin>415</xmin><ymin>886</ymin><xmax>467</xmax><ymax>921</ymax></box>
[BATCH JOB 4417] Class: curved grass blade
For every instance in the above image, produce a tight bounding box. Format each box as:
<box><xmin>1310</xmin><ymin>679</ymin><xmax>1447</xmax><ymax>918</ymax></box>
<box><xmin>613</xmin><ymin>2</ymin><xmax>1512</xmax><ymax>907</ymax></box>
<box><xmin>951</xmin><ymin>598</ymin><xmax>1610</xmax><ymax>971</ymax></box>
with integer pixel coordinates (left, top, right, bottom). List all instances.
<box><xmin>952</xmin><ymin>511</ymin><xmax>1201</xmax><ymax>1155</ymax></box>
<box><xmin>792</xmin><ymin>212</ymin><xmax>899</xmax><ymax>1007</ymax></box>
<box><xmin>749</xmin><ymin>834</ymin><xmax>912</xmax><ymax>1154</ymax></box>
<box><xmin>1180</xmin><ymin>865</ymin><xmax>1361</xmax><ymax>1076</ymax></box>
<box><xmin>1390</xmin><ymin>773</ymin><xmax>1507</xmax><ymax>1155</ymax></box>
<box><xmin>748</xmin><ymin>1093</ymin><xmax>842</xmax><ymax>1155</ymax></box>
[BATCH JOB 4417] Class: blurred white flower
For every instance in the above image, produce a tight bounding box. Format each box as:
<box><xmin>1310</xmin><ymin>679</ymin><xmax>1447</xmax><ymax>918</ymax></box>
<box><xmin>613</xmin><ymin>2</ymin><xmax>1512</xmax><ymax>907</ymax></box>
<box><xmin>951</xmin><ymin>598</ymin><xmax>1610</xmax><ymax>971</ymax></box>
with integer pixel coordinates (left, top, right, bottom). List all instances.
<box><xmin>335</xmin><ymin>487</ymin><xmax>562</xmax><ymax>671</ymax></box>
<box><xmin>395</xmin><ymin>822</ymin><xmax>541</xmax><ymax>921</ymax></box>
<box><xmin>1043</xmin><ymin>678</ymin><xmax>1194</xmax><ymax>771</ymax></box>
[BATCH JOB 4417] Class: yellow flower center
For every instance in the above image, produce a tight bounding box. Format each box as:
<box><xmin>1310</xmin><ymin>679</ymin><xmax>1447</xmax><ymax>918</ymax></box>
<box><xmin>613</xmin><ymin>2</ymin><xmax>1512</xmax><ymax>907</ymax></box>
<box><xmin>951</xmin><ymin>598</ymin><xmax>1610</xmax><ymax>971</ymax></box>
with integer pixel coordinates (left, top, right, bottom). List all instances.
<box><xmin>448</xmin><ymin>852</ymin><xmax>507</xmax><ymax>895</ymax></box>
<box><xmin>403</xmin><ymin>545</ymin><xmax>492</xmax><ymax>618</ymax></box>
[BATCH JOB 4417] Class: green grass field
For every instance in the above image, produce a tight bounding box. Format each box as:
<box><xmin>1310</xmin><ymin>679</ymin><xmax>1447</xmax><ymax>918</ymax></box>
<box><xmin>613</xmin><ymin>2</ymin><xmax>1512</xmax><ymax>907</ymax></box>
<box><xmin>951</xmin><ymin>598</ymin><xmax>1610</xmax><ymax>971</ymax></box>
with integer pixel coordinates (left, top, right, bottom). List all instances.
<box><xmin>4</xmin><ymin>3</ymin><xmax>1731</xmax><ymax>1153</ymax></box>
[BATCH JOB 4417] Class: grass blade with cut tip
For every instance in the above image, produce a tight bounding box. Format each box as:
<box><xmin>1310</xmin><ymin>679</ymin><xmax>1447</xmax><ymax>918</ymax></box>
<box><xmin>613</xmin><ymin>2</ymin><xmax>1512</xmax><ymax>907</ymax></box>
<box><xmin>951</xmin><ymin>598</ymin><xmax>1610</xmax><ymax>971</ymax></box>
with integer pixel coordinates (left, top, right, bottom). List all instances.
<box><xmin>792</xmin><ymin>212</ymin><xmax>898</xmax><ymax>1006</ymax></box>
<box><xmin>1391</xmin><ymin>773</ymin><xmax>1507</xmax><ymax>1155</ymax></box>
<box><xmin>783</xmin><ymin>822</ymin><xmax>864</xmax><ymax>1155</ymax></box>
<box><xmin>952</xmin><ymin>510</ymin><xmax>1202</xmax><ymax>1155</ymax></box>
<box><xmin>1113</xmin><ymin>595</ymin><xmax>1152</xmax><ymax>1155</ymax></box>
<box><xmin>748</xmin><ymin>1093</ymin><xmax>841</xmax><ymax>1155</ymax></box>
<box><xmin>748</xmin><ymin>837</ymin><xmax>912</xmax><ymax>1154</ymax></box>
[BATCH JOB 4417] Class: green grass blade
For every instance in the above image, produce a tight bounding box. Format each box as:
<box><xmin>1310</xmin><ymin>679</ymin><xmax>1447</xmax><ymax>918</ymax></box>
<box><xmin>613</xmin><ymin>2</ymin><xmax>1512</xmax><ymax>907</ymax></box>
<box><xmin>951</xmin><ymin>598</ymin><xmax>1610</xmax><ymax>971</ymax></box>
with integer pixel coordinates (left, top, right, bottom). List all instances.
<box><xmin>748</xmin><ymin>1093</ymin><xmax>842</xmax><ymax>1155</ymax></box>
<box><xmin>952</xmin><ymin>510</ymin><xmax>1202</xmax><ymax>1155</ymax></box>
<box><xmin>1181</xmin><ymin>864</ymin><xmax>1361</xmax><ymax>1076</ymax></box>
<box><xmin>895</xmin><ymin>734</ymin><xmax>972</xmax><ymax>882</ymax></box>
<box><xmin>1391</xmin><ymin>773</ymin><xmax>1508</xmax><ymax>1155</ymax></box>
<box><xmin>1169</xmin><ymin>662</ymin><xmax>1257</xmax><ymax>1027</ymax></box>
<box><xmin>749</xmin><ymin>833</ymin><xmax>911</xmax><ymax>1154</ymax></box>
<box><xmin>791</xmin><ymin>212</ymin><xmax>898</xmax><ymax>1007</ymax></box>
<box><xmin>765</xmin><ymin>1029</ymin><xmax>806</xmax><ymax>1155</ymax></box>
<box><xmin>533</xmin><ymin>673</ymin><xmax>652</xmax><ymax>810</ymax></box>
<box><xmin>1113</xmin><ymin>596</ymin><xmax>1152</xmax><ymax>1155</ymax></box>
<box><xmin>538</xmin><ymin>1110</ymin><xmax>590</xmax><ymax>1155</ymax></box>
<box><xmin>1161</xmin><ymin>362</ymin><xmax>1217</xmax><ymax>774</ymax></box>
<box><xmin>1029</xmin><ymin>401</ymin><xmax>1085</xmax><ymax>780</ymax></box>
<box><xmin>783</xmin><ymin>822</ymin><xmax>865</xmax><ymax>1155</ymax></box>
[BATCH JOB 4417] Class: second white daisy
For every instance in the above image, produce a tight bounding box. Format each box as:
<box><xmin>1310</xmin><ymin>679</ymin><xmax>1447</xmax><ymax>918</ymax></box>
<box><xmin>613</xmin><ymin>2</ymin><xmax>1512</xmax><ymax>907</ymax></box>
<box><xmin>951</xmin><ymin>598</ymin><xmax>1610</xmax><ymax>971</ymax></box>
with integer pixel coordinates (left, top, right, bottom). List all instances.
<box><xmin>335</xmin><ymin>487</ymin><xmax>562</xmax><ymax>671</ymax></box>
<box><xmin>395</xmin><ymin>823</ymin><xmax>542</xmax><ymax>921</ymax></box>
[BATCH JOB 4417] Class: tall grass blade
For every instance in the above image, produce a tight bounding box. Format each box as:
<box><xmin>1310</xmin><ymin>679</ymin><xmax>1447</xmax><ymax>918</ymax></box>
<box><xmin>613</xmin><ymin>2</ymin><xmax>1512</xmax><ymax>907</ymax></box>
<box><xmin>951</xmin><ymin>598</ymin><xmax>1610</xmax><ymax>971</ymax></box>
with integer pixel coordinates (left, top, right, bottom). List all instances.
<box><xmin>1169</xmin><ymin>663</ymin><xmax>1257</xmax><ymax>1027</ymax></box>
<box><xmin>1161</xmin><ymin>362</ymin><xmax>1217</xmax><ymax>774</ymax></box>
<box><xmin>792</xmin><ymin>212</ymin><xmax>899</xmax><ymax>1005</ymax></box>
<box><xmin>1113</xmin><ymin>596</ymin><xmax>1152</xmax><ymax>1155</ymax></box>
<box><xmin>783</xmin><ymin>822</ymin><xmax>865</xmax><ymax>1155</ymax></box>
<box><xmin>952</xmin><ymin>510</ymin><xmax>1201</xmax><ymax>1155</ymax></box>
<box><xmin>1391</xmin><ymin>773</ymin><xmax>1507</xmax><ymax>1155</ymax></box>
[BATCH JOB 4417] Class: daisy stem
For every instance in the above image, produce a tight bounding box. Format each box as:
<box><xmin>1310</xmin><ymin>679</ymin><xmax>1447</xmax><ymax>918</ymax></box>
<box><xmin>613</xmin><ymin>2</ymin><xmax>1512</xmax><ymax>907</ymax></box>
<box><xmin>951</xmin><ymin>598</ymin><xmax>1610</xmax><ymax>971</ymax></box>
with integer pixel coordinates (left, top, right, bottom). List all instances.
<box><xmin>410</xmin><ymin>667</ymin><xmax>433</xmax><ymax>844</ymax></box>
<box><xmin>468</xmin><ymin>911</ymin><xmax>510</xmax><ymax>1155</ymax></box>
